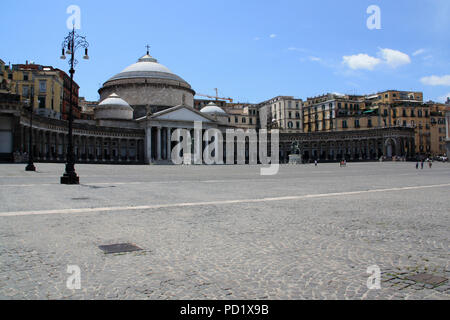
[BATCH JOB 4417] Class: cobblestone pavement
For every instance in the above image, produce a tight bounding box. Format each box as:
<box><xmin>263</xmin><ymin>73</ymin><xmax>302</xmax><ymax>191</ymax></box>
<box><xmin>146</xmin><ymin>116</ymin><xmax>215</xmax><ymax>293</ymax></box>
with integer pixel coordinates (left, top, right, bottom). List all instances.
<box><xmin>0</xmin><ymin>162</ymin><xmax>449</xmax><ymax>300</ymax></box>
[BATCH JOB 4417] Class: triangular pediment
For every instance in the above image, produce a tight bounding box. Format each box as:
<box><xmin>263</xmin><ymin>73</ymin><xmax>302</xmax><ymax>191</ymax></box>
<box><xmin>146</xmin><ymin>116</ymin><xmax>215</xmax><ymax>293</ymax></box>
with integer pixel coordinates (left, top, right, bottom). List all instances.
<box><xmin>150</xmin><ymin>105</ymin><xmax>214</xmax><ymax>122</ymax></box>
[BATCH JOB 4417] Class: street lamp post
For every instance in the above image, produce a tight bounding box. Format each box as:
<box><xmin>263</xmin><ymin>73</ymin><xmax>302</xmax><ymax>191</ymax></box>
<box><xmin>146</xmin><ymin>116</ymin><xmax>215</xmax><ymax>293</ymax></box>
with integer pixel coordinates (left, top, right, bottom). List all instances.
<box><xmin>60</xmin><ymin>26</ymin><xmax>89</xmax><ymax>185</ymax></box>
<box><xmin>25</xmin><ymin>91</ymin><xmax>36</xmax><ymax>172</ymax></box>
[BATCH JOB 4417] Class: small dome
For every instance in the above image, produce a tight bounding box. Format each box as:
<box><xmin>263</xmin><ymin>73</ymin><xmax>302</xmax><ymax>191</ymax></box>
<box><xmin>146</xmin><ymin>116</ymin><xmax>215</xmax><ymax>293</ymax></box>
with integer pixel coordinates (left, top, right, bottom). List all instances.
<box><xmin>95</xmin><ymin>93</ymin><xmax>133</xmax><ymax>120</ymax></box>
<box><xmin>98</xmin><ymin>93</ymin><xmax>131</xmax><ymax>107</ymax></box>
<box><xmin>200</xmin><ymin>102</ymin><xmax>227</xmax><ymax>115</ymax></box>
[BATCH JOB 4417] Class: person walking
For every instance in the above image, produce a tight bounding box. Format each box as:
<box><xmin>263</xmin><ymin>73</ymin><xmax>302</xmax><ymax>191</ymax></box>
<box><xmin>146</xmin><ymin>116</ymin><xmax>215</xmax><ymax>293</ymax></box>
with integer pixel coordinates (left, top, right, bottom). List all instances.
<box><xmin>421</xmin><ymin>160</ymin><xmax>424</xmax><ymax>169</ymax></box>
<box><xmin>315</xmin><ymin>159</ymin><xmax>318</xmax><ymax>167</ymax></box>
<box><xmin>416</xmin><ymin>162</ymin><xmax>419</xmax><ymax>170</ymax></box>
<box><xmin>429</xmin><ymin>160</ymin><xmax>432</xmax><ymax>169</ymax></box>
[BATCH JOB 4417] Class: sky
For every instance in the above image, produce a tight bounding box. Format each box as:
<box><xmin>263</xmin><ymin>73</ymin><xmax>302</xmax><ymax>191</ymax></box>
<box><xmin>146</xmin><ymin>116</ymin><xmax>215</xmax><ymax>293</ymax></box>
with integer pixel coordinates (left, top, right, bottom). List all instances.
<box><xmin>1</xmin><ymin>0</ymin><xmax>450</xmax><ymax>103</ymax></box>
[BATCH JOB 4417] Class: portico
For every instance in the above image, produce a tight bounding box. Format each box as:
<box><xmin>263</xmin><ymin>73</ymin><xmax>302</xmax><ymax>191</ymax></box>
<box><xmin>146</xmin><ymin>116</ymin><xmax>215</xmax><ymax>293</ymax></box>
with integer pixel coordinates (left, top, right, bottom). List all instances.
<box><xmin>139</xmin><ymin>104</ymin><xmax>225</xmax><ymax>164</ymax></box>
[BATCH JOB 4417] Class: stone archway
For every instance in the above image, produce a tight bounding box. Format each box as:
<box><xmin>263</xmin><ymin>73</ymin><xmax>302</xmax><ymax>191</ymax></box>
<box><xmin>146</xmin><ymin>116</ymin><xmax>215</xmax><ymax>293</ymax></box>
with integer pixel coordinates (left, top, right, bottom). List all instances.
<box><xmin>385</xmin><ymin>138</ymin><xmax>396</xmax><ymax>158</ymax></box>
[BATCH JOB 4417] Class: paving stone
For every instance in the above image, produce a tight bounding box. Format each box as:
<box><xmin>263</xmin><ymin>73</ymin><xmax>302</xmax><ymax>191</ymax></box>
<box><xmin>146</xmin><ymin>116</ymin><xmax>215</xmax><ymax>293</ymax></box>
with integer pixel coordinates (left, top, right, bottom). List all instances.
<box><xmin>0</xmin><ymin>162</ymin><xmax>449</xmax><ymax>300</ymax></box>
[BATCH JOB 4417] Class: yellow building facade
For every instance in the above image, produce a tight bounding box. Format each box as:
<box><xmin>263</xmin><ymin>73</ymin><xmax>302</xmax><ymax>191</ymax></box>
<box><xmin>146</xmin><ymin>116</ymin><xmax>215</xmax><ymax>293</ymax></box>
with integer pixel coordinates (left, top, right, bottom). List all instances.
<box><xmin>2</xmin><ymin>63</ymin><xmax>64</xmax><ymax>119</ymax></box>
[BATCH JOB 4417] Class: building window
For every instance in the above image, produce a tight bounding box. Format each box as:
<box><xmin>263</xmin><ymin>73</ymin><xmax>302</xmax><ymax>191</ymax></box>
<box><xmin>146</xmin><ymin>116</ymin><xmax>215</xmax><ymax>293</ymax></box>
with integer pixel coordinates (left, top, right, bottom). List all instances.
<box><xmin>242</xmin><ymin>117</ymin><xmax>246</xmax><ymax>123</ymax></box>
<box><xmin>403</xmin><ymin>109</ymin><xmax>407</xmax><ymax>117</ymax></box>
<box><xmin>368</xmin><ymin>119</ymin><xmax>372</xmax><ymax>127</ymax></box>
<box><xmin>22</xmin><ymin>86</ymin><xmax>29</xmax><ymax>97</ymax></box>
<box><xmin>342</xmin><ymin>120</ymin><xmax>348</xmax><ymax>128</ymax></box>
<box><xmin>249</xmin><ymin>118</ymin><xmax>253</xmax><ymax>125</ymax></box>
<box><xmin>24</xmin><ymin>74</ymin><xmax>29</xmax><ymax>81</ymax></box>
<box><xmin>289</xmin><ymin>112</ymin><xmax>292</xmax><ymax>119</ymax></box>
<box><xmin>39</xmin><ymin>80</ymin><xmax>46</xmax><ymax>93</ymax></box>
<box><xmin>235</xmin><ymin>116</ymin><xmax>238</xmax><ymax>123</ymax></box>
<box><xmin>296</xmin><ymin>122</ymin><xmax>300</xmax><ymax>129</ymax></box>
<box><xmin>411</xmin><ymin>110</ymin><xmax>415</xmax><ymax>117</ymax></box>
<box><xmin>355</xmin><ymin>119</ymin><xmax>360</xmax><ymax>128</ymax></box>
<box><xmin>38</xmin><ymin>96</ymin><xmax>46</xmax><ymax>108</ymax></box>
<box><xmin>338</xmin><ymin>103</ymin><xmax>342</xmax><ymax>109</ymax></box>
<box><xmin>288</xmin><ymin>121</ymin><xmax>293</xmax><ymax>129</ymax></box>
<box><xmin>418</xmin><ymin>110</ymin><xmax>423</xmax><ymax>117</ymax></box>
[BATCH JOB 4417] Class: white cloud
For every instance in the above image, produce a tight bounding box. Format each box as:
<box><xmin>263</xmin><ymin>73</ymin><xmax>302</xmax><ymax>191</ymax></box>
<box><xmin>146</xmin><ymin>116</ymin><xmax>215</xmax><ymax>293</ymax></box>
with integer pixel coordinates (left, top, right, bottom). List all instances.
<box><xmin>421</xmin><ymin>75</ymin><xmax>450</xmax><ymax>86</ymax></box>
<box><xmin>437</xmin><ymin>93</ymin><xmax>450</xmax><ymax>102</ymax></box>
<box><xmin>378</xmin><ymin>48</ymin><xmax>411</xmax><ymax>68</ymax></box>
<box><xmin>269</xmin><ymin>34</ymin><xmax>277</xmax><ymax>38</ymax></box>
<box><xmin>253</xmin><ymin>37</ymin><xmax>260</xmax><ymax>41</ymax></box>
<box><xmin>309</xmin><ymin>56</ymin><xmax>321</xmax><ymax>62</ymax></box>
<box><xmin>342</xmin><ymin>53</ymin><xmax>381</xmax><ymax>70</ymax></box>
<box><xmin>288</xmin><ymin>47</ymin><xmax>307</xmax><ymax>52</ymax></box>
<box><xmin>342</xmin><ymin>48</ymin><xmax>411</xmax><ymax>70</ymax></box>
<box><xmin>412</xmin><ymin>48</ymin><xmax>426</xmax><ymax>56</ymax></box>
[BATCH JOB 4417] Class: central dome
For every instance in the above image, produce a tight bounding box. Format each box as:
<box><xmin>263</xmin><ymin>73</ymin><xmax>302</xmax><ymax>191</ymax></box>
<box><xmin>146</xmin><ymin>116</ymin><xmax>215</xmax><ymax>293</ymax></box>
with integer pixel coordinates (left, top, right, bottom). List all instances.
<box><xmin>98</xmin><ymin>50</ymin><xmax>196</xmax><ymax>118</ymax></box>
<box><xmin>107</xmin><ymin>54</ymin><xmax>188</xmax><ymax>84</ymax></box>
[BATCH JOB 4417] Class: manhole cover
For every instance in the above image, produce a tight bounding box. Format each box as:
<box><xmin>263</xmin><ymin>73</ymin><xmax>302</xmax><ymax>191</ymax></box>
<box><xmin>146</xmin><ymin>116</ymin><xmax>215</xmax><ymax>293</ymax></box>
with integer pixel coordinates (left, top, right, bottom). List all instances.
<box><xmin>406</xmin><ymin>273</ymin><xmax>448</xmax><ymax>286</ymax></box>
<box><xmin>99</xmin><ymin>243</ymin><xmax>143</xmax><ymax>254</ymax></box>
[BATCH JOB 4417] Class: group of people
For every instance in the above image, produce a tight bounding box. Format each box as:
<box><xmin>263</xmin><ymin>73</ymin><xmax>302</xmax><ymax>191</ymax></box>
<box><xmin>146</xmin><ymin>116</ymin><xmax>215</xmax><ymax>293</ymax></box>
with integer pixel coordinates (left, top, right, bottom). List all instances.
<box><xmin>416</xmin><ymin>159</ymin><xmax>432</xmax><ymax>170</ymax></box>
<box><xmin>13</xmin><ymin>151</ymin><xmax>29</xmax><ymax>163</ymax></box>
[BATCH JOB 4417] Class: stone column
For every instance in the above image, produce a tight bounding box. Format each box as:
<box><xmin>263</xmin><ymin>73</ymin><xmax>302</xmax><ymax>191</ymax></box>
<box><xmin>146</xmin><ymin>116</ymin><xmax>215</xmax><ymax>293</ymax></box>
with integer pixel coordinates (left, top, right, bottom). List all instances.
<box><xmin>365</xmin><ymin>140</ymin><xmax>370</xmax><ymax>160</ymax></box>
<box><xmin>167</xmin><ymin>127</ymin><xmax>172</xmax><ymax>162</ymax></box>
<box><xmin>145</xmin><ymin>126</ymin><xmax>152</xmax><ymax>164</ymax></box>
<box><xmin>157</xmin><ymin>127</ymin><xmax>162</xmax><ymax>161</ymax></box>
<box><xmin>93</xmin><ymin>137</ymin><xmax>97</xmax><ymax>162</ymax></box>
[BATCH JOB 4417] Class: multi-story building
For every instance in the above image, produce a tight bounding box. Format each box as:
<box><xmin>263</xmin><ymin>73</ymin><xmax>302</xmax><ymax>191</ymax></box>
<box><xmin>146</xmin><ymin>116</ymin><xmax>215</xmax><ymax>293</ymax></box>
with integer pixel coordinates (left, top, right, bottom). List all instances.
<box><xmin>258</xmin><ymin>96</ymin><xmax>303</xmax><ymax>132</ymax></box>
<box><xmin>428</xmin><ymin>103</ymin><xmax>448</xmax><ymax>156</ymax></box>
<box><xmin>2</xmin><ymin>62</ymin><xmax>64</xmax><ymax>119</ymax></box>
<box><xmin>298</xmin><ymin>90</ymin><xmax>445</xmax><ymax>157</ymax></box>
<box><xmin>78</xmin><ymin>97</ymin><xmax>98</xmax><ymax>120</ymax></box>
<box><xmin>373</xmin><ymin>90</ymin><xmax>423</xmax><ymax>104</ymax></box>
<box><xmin>446</xmin><ymin>111</ymin><xmax>450</xmax><ymax>156</ymax></box>
<box><xmin>57</xmin><ymin>69</ymin><xmax>80</xmax><ymax>120</ymax></box>
<box><xmin>222</xmin><ymin>103</ymin><xmax>258</xmax><ymax>129</ymax></box>
<box><xmin>303</xmin><ymin>93</ymin><xmax>367</xmax><ymax>133</ymax></box>
<box><xmin>0</xmin><ymin>59</ymin><xmax>13</xmax><ymax>94</ymax></box>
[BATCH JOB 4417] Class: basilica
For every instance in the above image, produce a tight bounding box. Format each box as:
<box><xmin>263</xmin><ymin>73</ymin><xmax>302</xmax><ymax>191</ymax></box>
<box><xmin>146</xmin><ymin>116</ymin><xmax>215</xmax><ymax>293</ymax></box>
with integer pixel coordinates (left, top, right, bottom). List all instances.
<box><xmin>0</xmin><ymin>50</ymin><xmax>419</xmax><ymax>164</ymax></box>
<box><xmin>0</xmin><ymin>51</ymin><xmax>248</xmax><ymax>164</ymax></box>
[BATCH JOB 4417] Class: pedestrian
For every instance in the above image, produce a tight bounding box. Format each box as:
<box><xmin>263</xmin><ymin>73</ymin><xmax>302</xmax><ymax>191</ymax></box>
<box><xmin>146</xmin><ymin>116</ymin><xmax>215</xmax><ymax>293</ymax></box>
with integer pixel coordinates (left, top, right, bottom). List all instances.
<box><xmin>429</xmin><ymin>160</ymin><xmax>432</xmax><ymax>169</ymax></box>
<box><xmin>421</xmin><ymin>160</ymin><xmax>424</xmax><ymax>169</ymax></box>
<box><xmin>416</xmin><ymin>162</ymin><xmax>419</xmax><ymax>170</ymax></box>
<box><xmin>315</xmin><ymin>159</ymin><xmax>318</xmax><ymax>167</ymax></box>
